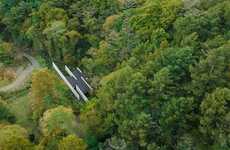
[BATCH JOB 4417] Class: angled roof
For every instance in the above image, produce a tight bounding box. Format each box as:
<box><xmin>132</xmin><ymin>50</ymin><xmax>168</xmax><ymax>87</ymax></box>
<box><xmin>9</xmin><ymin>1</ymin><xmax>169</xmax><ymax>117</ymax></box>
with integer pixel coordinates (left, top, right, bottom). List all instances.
<box><xmin>66</xmin><ymin>75</ymin><xmax>90</xmax><ymax>94</ymax></box>
<box><xmin>73</xmin><ymin>68</ymin><xmax>87</xmax><ymax>79</ymax></box>
<box><xmin>66</xmin><ymin>76</ymin><xmax>78</xmax><ymax>88</ymax></box>
<box><xmin>53</xmin><ymin>62</ymin><xmax>91</xmax><ymax>102</ymax></box>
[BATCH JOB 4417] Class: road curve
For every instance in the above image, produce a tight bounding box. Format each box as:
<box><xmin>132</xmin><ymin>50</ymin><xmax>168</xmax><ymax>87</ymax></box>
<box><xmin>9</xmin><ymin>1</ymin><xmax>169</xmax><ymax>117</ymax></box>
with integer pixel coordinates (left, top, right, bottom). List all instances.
<box><xmin>0</xmin><ymin>53</ymin><xmax>40</xmax><ymax>92</ymax></box>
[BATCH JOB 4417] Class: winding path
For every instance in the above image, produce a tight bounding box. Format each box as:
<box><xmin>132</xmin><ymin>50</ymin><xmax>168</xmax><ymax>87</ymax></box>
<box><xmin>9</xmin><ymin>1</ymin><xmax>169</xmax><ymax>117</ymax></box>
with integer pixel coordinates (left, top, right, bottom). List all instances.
<box><xmin>0</xmin><ymin>53</ymin><xmax>40</xmax><ymax>92</ymax></box>
<box><xmin>183</xmin><ymin>0</ymin><xmax>200</xmax><ymax>9</ymax></box>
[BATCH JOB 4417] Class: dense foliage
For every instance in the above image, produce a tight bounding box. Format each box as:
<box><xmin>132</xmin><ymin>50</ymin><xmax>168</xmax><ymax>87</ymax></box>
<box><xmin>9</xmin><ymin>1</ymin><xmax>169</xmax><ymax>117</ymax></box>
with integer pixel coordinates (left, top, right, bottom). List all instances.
<box><xmin>0</xmin><ymin>0</ymin><xmax>229</xmax><ymax>149</ymax></box>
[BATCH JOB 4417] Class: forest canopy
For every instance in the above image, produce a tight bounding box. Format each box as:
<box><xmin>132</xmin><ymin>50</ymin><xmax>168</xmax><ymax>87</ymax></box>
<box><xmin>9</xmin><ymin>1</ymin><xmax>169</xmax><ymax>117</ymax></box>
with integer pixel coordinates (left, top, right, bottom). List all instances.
<box><xmin>0</xmin><ymin>0</ymin><xmax>229</xmax><ymax>149</ymax></box>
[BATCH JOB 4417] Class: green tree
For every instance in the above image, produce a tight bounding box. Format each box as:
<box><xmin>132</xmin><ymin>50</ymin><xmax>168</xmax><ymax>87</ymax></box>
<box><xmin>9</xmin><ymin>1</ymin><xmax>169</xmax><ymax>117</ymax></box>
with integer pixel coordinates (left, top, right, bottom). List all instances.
<box><xmin>118</xmin><ymin>113</ymin><xmax>152</xmax><ymax>149</ymax></box>
<box><xmin>159</xmin><ymin>97</ymin><xmax>196</xmax><ymax>146</ymax></box>
<box><xmin>200</xmin><ymin>88</ymin><xmax>230</xmax><ymax>149</ymax></box>
<box><xmin>39</xmin><ymin>106</ymin><xmax>77</xmax><ymax>137</ymax></box>
<box><xmin>0</xmin><ymin>100</ymin><xmax>16</xmax><ymax>123</ymax></box>
<box><xmin>190</xmin><ymin>43</ymin><xmax>230</xmax><ymax>98</ymax></box>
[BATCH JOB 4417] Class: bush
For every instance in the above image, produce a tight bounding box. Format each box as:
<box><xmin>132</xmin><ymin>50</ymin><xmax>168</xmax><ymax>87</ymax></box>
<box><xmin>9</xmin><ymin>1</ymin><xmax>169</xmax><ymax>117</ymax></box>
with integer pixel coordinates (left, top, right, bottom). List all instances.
<box><xmin>0</xmin><ymin>100</ymin><xmax>16</xmax><ymax>123</ymax></box>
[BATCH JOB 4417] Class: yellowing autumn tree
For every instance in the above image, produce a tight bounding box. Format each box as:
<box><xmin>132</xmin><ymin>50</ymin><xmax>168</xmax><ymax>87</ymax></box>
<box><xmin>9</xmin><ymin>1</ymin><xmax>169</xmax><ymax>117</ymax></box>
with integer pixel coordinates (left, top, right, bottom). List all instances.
<box><xmin>58</xmin><ymin>134</ymin><xmax>87</xmax><ymax>150</ymax></box>
<box><xmin>31</xmin><ymin>68</ymin><xmax>59</xmax><ymax>121</ymax></box>
<box><xmin>0</xmin><ymin>125</ymin><xmax>34</xmax><ymax>150</ymax></box>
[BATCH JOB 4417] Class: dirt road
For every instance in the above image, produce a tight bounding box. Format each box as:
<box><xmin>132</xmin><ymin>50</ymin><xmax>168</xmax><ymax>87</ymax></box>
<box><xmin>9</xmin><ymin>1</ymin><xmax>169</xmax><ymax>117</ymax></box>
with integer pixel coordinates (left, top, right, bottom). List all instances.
<box><xmin>0</xmin><ymin>54</ymin><xmax>40</xmax><ymax>92</ymax></box>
